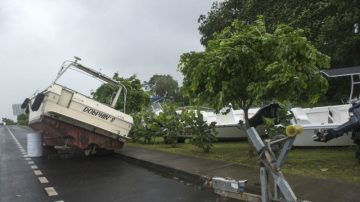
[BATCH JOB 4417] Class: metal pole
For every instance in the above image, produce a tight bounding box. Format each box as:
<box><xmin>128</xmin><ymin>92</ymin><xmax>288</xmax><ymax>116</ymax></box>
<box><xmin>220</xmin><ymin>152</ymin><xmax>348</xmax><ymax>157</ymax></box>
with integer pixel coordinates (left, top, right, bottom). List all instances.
<box><xmin>260</xmin><ymin>167</ymin><xmax>268</xmax><ymax>202</ymax></box>
<box><xmin>350</xmin><ymin>75</ymin><xmax>354</xmax><ymax>102</ymax></box>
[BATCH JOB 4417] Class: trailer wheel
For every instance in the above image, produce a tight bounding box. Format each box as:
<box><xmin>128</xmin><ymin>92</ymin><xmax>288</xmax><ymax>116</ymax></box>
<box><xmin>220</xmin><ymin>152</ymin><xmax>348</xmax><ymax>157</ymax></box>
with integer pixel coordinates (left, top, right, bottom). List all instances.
<box><xmin>84</xmin><ymin>144</ymin><xmax>97</xmax><ymax>156</ymax></box>
<box><xmin>356</xmin><ymin>144</ymin><xmax>360</xmax><ymax>164</ymax></box>
<box><xmin>96</xmin><ymin>149</ymin><xmax>114</xmax><ymax>156</ymax></box>
<box><xmin>90</xmin><ymin>144</ymin><xmax>97</xmax><ymax>155</ymax></box>
<box><xmin>84</xmin><ymin>149</ymin><xmax>91</xmax><ymax>156</ymax></box>
<box><xmin>177</xmin><ymin>137</ymin><xmax>185</xmax><ymax>143</ymax></box>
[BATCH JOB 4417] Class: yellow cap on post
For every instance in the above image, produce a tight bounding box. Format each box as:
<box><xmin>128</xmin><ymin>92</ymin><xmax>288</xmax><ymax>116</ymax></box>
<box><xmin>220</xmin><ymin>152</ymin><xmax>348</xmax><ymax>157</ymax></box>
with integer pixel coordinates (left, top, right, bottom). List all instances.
<box><xmin>285</xmin><ymin>125</ymin><xmax>304</xmax><ymax>137</ymax></box>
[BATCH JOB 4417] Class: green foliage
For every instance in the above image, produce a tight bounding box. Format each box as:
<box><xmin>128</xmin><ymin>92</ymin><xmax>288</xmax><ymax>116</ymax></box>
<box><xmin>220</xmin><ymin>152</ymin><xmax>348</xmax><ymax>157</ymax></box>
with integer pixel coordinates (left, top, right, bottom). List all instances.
<box><xmin>92</xmin><ymin>74</ymin><xmax>150</xmax><ymax>114</ymax></box>
<box><xmin>147</xmin><ymin>74</ymin><xmax>179</xmax><ymax>98</ymax></box>
<box><xmin>187</xmin><ymin>110</ymin><xmax>217</xmax><ymax>153</ymax></box>
<box><xmin>263</xmin><ymin>102</ymin><xmax>294</xmax><ymax>138</ymax></box>
<box><xmin>156</xmin><ymin>104</ymin><xmax>183</xmax><ymax>147</ymax></box>
<box><xmin>198</xmin><ymin>0</ymin><xmax>360</xmax><ymax>103</ymax></box>
<box><xmin>130</xmin><ymin>104</ymin><xmax>217</xmax><ymax>153</ymax></box>
<box><xmin>130</xmin><ymin>109</ymin><xmax>162</xmax><ymax>144</ymax></box>
<box><xmin>2</xmin><ymin>118</ymin><xmax>15</xmax><ymax>125</ymax></box>
<box><xmin>17</xmin><ymin>114</ymin><xmax>29</xmax><ymax>125</ymax></box>
<box><xmin>179</xmin><ymin>17</ymin><xmax>330</xmax><ymax>125</ymax></box>
<box><xmin>198</xmin><ymin>0</ymin><xmax>243</xmax><ymax>46</ymax></box>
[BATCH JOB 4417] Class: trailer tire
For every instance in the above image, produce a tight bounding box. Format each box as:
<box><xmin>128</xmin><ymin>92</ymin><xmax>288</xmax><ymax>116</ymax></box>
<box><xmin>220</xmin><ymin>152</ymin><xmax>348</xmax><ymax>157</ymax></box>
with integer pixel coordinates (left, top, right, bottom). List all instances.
<box><xmin>96</xmin><ymin>149</ymin><xmax>114</xmax><ymax>156</ymax></box>
<box><xmin>177</xmin><ymin>137</ymin><xmax>185</xmax><ymax>143</ymax></box>
<box><xmin>31</xmin><ymin>93</ymin><xmax>45</xmax><ymax>111</ymax></box>
<box><xmin>84</xmin><ymin>149</ymin><xmax>91</xmax><ymax>156</ymax></box>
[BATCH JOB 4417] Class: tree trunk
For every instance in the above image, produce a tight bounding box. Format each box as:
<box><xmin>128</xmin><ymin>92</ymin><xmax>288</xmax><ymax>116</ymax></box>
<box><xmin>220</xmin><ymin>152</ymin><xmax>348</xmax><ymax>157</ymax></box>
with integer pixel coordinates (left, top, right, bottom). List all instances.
<box><xmin>244</xmin><ymin>107</ymin><xmax>250</xmax><ymax>127</ymax></box>
<box><xmin>243</xmin><ymin>106</ymin><xmax>257</xmax><ymax>159</ymax></box>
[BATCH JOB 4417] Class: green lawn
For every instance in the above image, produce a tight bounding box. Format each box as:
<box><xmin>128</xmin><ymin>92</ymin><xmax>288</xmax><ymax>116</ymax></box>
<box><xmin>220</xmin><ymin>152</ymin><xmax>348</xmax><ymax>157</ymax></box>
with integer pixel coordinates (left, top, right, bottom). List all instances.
<box><xmin>128</xmin><ymin>140</ymin><xmax>360</xmax><ymax>183</ymax></box>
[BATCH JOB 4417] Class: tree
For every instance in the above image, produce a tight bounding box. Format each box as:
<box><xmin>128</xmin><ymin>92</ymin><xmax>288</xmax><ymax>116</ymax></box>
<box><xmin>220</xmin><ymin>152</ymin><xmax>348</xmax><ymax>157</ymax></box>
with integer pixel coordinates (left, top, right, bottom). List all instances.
<box><xmin>2</xmin><ymin>118</ymin><xmax>15</xmax><ymax>125</ymax></box>
<box><xmin>147</xmin><ymin>74</ymin><xmax>179</xmax><ymax>99</ymax></box>
<box><xmin>17</xmin><ymin>114</ymin><xmax>29</xmax><ymax>125</ymax></box>
<box><xmin>198</xmin><ymin>0</ymin><xmax>243</xmax><ymax>46</ymax></box>
<box><xmin>92</xmin><ymin>74</ymin><xmax>150</xmax><ymax>114</ymax></box>
<box><xmin>198</xmin><ymin>0</ymin><xmax>360</xmax><ymax>104</ymax></box>
<box><xmin>179</xmin><ymin>17</ymin><xmax>330</xmax><ymax>125</ymax></box>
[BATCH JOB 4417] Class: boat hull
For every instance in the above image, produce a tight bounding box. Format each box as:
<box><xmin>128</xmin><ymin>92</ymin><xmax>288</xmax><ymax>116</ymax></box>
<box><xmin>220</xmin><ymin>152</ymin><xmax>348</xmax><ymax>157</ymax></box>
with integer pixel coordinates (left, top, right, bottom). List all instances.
<box><xmin>214</xmin><ymin>124</ymin><xmax>266</xmax><ymax>140</ymax></box>
<box><xmin>30</xmin><ymin>115</ymin><xmax>124</xmax><ymax>150</ymax></box>
<box><xmin>178</xmin><ymin>124</ymin><xmax>266</xmax><ymax>141</ymax></box>
<box><xmin>293</xmin><ymin>124</ymin><xmax>355</xmax><ymax>147</ymax></box>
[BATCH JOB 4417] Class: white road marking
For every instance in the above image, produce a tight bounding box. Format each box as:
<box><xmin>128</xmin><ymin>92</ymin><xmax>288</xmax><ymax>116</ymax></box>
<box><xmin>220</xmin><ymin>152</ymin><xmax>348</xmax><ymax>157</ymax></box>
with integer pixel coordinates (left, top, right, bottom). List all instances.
<box><xmin>5</xmin><ymin>126</ymin><xmax>25</xmax><ymax>151</ymax></box>
<box><xmin>6</xmin><ymin>127</ymin><xmax>61</xmax><ymax>197</ymax></box>
<box><xmin>54</xmin><ymin>200</ymin><xmax>64</xmax><ymax>202</ymax></box>
<box><xmin>31</xmin><ymin>165</ymin><xmax>38</xmax><ymax>169</ymax></box>
<box><xmin>34</xmin><ymin>170</ymin><xmax>43</xmax><ymax>175</ymax></box>
<box><xmin>44</xmin><ymin>187</ymin><xmax>58</xmax><ymax>196</ymax></box>
<box><xmin>38</xmin><ymin>176</ymin><xmax>49</xmax><ymax>183</ymax></box>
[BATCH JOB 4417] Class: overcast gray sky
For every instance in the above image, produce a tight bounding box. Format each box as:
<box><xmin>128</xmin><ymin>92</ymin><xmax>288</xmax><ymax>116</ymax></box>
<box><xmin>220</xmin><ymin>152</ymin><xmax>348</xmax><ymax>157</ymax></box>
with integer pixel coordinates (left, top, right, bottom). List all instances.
<box><xmin>0</xmin><ymin>0</ymin><xmax>215</xmax><ymax>120</ymax></box>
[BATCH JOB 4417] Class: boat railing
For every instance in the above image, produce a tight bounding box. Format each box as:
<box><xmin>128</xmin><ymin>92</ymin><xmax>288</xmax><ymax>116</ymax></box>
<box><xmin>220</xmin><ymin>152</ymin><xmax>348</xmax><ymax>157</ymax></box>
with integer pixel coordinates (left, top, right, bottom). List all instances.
<box><xmin>52</xmin><ymin>57</ymin><xmax>128</xmax><ymax>113</ymax></box>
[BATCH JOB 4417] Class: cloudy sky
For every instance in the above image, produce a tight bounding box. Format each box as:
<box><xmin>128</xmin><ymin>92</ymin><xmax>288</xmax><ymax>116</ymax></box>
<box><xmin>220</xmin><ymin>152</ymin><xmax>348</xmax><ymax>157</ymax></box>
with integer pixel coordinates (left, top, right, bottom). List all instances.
<box><xmin>0</xmin><ymin>0</ymin><xmax>215</xmax><ymax>120</ymax></box>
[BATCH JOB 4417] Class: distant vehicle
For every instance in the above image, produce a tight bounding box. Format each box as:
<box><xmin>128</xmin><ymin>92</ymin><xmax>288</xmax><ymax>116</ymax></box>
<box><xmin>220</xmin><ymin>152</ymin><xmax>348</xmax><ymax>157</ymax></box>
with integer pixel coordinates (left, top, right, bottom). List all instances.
<box><xmin>22</xmin><ymin>57</ymin><xmax>133</xmax><ymax>155</ymax></box>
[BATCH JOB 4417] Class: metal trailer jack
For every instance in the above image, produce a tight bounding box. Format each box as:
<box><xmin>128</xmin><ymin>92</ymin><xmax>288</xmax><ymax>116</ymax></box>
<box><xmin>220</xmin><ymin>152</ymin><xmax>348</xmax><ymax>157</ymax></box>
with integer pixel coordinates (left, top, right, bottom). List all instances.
<box><xmin>212</xmin><ymin>104</ymin><xmax>308</xmax><ymax>202</ymax></box>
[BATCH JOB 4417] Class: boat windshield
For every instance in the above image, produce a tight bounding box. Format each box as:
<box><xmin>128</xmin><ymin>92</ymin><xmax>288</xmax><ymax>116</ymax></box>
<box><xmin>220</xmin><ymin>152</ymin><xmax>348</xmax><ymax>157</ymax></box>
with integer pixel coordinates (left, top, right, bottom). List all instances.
<box><xmin>55</xmin><ymin>67</ymin><xmax>107</xmax><ymax>98</ymax></box>
<box><xmin>52</xmin><ymin>58</ymin><xmax>127</xmax><ymax>112</ymax></box>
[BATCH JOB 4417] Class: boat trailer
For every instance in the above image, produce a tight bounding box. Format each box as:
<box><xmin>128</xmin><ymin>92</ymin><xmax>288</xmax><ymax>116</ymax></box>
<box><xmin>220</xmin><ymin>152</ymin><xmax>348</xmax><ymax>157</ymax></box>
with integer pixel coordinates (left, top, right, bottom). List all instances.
<box><xmin>212</xmin><ymin>104</ymin><xmax>307</xmax><ymax>202</ymax></box>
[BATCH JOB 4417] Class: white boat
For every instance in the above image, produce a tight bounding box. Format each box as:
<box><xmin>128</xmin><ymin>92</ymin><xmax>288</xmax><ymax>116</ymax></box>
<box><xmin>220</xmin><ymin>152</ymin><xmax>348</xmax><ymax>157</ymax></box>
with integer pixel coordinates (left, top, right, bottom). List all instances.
<box><xmin>291</xmin><ymin>104</ymin><xmax>354</xmax><ymax>146</ymax></box>
<box><xmin>177</xmin><ymin>107</ymin><xmax>265</xmax><ymax>141</ymax></box>
<box><xmin>23</xmin><ymin>57</ymin><xmax>133</xmax><ymax>154</ymax></box>
<box><xmin>204</xmin><ymin>108</ymin><xmax>265</xmax><ymax>140</ymax></box>
<box><xmin>291</xmin><ymin>66</ymin><xmax>360</xmax><ymax>147</ymax></box>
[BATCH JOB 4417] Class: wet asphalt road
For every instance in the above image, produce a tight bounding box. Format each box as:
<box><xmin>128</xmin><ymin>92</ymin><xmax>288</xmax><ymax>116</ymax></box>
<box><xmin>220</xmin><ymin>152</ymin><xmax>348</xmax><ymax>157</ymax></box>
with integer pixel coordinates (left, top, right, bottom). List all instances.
<box><xmin>0</xmin><ymin>125</ymin><xmax>229</xmax><ymax>202</ymax></box>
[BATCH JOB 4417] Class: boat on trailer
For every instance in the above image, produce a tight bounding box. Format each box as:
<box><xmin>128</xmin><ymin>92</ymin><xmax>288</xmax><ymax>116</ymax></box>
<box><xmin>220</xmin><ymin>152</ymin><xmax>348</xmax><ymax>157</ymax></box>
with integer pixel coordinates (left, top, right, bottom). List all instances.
<box><xmin>22</xmin><ymin>57</ymin><xmax>133</xmax><ymax>155</ymax></box>
<box><xmin>292</xmin><ymin>66</ymin><xmax>360</xmax><ymax>147</ymax></box>
<box><xmin>291</xmin><ymin>104</ymin><xmax>353</xmax><ymax>146</ymax></box>
<box><xmin>176</xmin><ymin>107</ymin><xmax>266</xmax><ymax>141</ymax></box>
<box><xmin>202</xmin><ymin>107</ymin><xmax>265</xmax><ymax>140</ymax></box>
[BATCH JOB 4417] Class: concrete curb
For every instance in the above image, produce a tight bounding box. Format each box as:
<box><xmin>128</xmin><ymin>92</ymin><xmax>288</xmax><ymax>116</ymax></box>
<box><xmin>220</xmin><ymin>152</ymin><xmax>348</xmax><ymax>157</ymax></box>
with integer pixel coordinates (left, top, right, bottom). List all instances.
<box><xmin>116</xmin><ymin>147</ymin><xmax>261</xmax><ymax>195</ymax></box>
<box><xmin>117</xmin><ymin>152</ymin><xmax>211</xmax><ymax>187</ymax></box>
<box><xmin>116</xmin><ymin>145</ymin><xmax>360</xmax><ymax>202</ymax></box>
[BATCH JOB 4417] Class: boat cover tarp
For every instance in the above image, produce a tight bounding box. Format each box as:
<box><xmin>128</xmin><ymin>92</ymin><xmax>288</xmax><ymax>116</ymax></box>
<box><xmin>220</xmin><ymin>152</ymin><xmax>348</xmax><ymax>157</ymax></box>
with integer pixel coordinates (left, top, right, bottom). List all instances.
<box><xmin>321</xmin><ymin>66</ymin><xmax>360</xmax><ymax>77</ymax></box>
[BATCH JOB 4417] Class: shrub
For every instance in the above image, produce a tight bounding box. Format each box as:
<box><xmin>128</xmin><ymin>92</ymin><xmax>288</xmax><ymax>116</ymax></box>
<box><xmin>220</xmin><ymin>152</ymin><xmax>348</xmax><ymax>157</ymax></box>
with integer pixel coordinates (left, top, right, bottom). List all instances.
<box><xmin>188</xmin><ymin>110</ymin><xmax>217</xmax><ymax>153</ymax></box>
